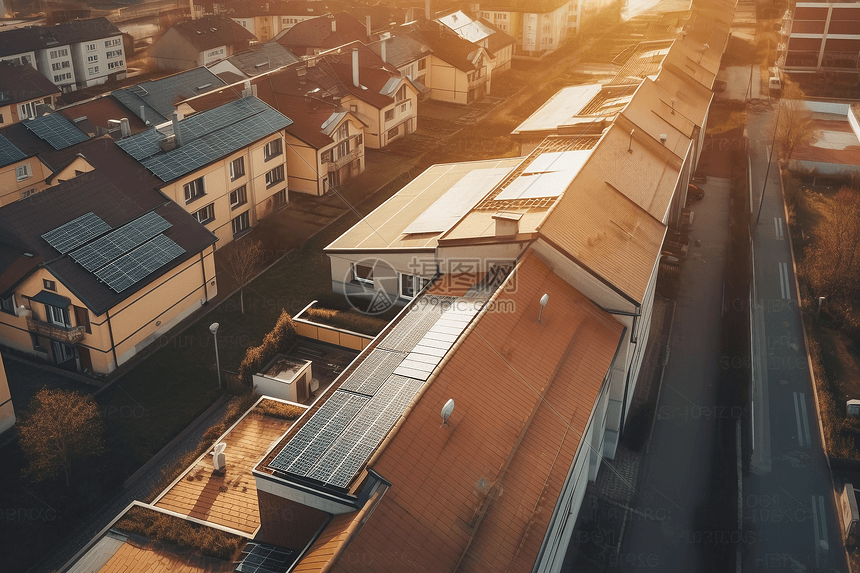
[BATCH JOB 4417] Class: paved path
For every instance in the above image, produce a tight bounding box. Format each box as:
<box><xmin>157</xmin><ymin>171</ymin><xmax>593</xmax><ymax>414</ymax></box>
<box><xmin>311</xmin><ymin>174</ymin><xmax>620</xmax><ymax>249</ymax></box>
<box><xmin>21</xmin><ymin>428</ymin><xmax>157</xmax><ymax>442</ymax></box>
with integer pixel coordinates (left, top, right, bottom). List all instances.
<box><xmin>745</xmin><ymin>106</ymin><xmax>847</xmax><ymax>573</ymax></box>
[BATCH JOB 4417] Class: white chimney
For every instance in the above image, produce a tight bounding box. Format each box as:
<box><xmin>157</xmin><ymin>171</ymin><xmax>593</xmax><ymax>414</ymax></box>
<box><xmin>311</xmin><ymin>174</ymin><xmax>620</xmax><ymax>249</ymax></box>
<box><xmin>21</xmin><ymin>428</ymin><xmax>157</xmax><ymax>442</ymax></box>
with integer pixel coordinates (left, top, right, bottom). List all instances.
<box><xmin>120</xmin><ymin>118</ymin><xmax>130</xmax><ymax>137</ymax></box>
<box><xmin>212</xmin><ymin>442</ymin><xmax>226</xmax><ymax>471</ymax></box>
<box><xmin>352</xmin><ymin>48</ymin><xmax>360</xmax><ymax>87</ymax></box>
<box><xmin>139</xmin><ymin>105</ymin><xmax>145</xmax><ymax>123</ymax></box>
<box><xmin>381</xmin><ymin>39</ymin><xmax>386</xmax><ymax>63</ymax></box>
<box><xmin>366</xmin><ymin>15</ymin><xmax>371</xmax><ymax>37</ymax></box>
<box><xmin>425</xmin><ymin>0</ymin><xmax>431</xmax><ymax>20</ymax></box>
<box><xmin>172</xmin><ymin>112</ymin><xmax>182</xmax><ymax>147</ymax></box>
<box><xmin>331</xmin><ymin>18</ymin><xmax>336</xmax><ymax>33</ymax></box>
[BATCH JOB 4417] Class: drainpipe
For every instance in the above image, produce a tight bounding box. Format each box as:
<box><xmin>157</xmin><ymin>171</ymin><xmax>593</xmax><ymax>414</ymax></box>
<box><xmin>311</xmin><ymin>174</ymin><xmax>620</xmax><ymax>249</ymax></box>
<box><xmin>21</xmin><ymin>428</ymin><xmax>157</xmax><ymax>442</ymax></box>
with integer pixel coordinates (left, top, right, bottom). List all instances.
<box><xmin>106</xmin><ymin>309</ymin><xmax>118</xmax><ymax>370</ymax></box>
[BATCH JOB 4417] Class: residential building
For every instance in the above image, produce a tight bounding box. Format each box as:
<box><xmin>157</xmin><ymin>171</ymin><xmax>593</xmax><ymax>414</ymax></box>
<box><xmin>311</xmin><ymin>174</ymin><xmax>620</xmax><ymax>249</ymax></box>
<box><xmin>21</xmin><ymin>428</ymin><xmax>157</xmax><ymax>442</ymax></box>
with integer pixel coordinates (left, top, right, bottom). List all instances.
<box><xmin>207</xmin><ymin>41</ymin><xmax>300</xmax><ymax>81</ymax></box>
<box><xmin>788</xmin><ymin>101</ymin><xmax>860</xmax><ymax>176</ymax></box>
<box><xmin>478</xmin><ymin>0</ymin><xmax>581</xmax><ymax>58</ymax></box>
<box><xmin>149</xmin><ymin>15</ymin><xmax>257</xmax><ymax>72</ymax></box>
<box><xmin>230</xmin><ymin>0</ymin><xmax>287</xmax><ymax>42</ymax></box>
<box><xmin>274</xmin><ymin>12</ymin><xmax>368</xmax><ymax>56</ymax></box>
<box><xmin>112</xmin><ymin>67</ymin><xmax>227</xmax><ymax>125</ymax></box>
<box><xmin>436</xmin><ymin>10</ymin><xmax>516</xmax><ymax>73</ymax></box>
<box><xmin>408</xmin><ymin>25</ymin><xmax>495</xmax><ymax>104</ymax></box>
<box><xmin>0</xmin><ymin>132</ymin><xmax>50</xmax><ymax>206</ymax></box>
<box><xmin>0</xmin><ymin>17</ymin><xmax>127</xmax><ymax>92</ymax></box>
<box><xmin>115</xmin><ymin>94</ymin><xmax>293</xmax><ymax>247</ymax></box>
<box><xmin>368</xmin><ymin>33</ymin><xmax>433</xmax><ymax>87</ymax></box>
<box><xmin>0</xmin><ymin>62</ymin><xmax>60</xmax><ymax>126</ymax></box>
<box><xmin>57</xmin><ymin>95</ymin><xmax>149</xmax><ymax>137</ymax></box>
<box><xmin>0</xmin><ymin>137</ymin><xmax>218</xmax><ymax>374</ymax></box>
<box><xmin>0</xmin><ymin>352</ymin><xmax>13</xmax><ymax>434</ymax></box>
<box><xmin>780</xmin><ymin>0</ymin><xmax>860</xmax><ymax>74</ymax></box>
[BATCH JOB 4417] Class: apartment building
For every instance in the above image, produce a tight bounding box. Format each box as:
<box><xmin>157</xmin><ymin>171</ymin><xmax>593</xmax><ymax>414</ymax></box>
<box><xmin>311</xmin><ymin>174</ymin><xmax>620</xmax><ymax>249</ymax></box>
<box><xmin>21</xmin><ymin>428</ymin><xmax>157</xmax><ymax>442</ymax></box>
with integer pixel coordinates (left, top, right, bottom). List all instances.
<box><xmin>479</xmin><ymin>0</ymin><xmax>581</xmax><ymax>58</ymax></box>
<box><xmin>780</xmin><ymin>0</ymin><xmax>860</xmax><ymax>74</ymax></box>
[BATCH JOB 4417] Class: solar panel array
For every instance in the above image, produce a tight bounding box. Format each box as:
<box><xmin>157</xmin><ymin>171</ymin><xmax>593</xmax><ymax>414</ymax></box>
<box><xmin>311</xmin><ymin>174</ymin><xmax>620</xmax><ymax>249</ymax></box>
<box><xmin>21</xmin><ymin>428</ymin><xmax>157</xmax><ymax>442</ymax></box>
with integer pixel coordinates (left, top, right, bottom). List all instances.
<box><xmin>42</xmin><ymin>212</ymin><xmax>111</xmax><ymax>254</ymax></box>
<box><xmin>115</xmin><ymin>97</ymin><xmax>292</xmax><ymax>183</ymax></box>
<box><xmin>24</xmin><ymin>114</ymin><xmax>89</xmax><ymax>150</ymax></box>
<box><xmin>236</xmin><ymin>542</ymin><xmax>296</xmax><ymax>573</ymax></box>
<box><xmin>94</xmin><ymin>234</ymin><xmax>185</xmax><ymax>293</ymax></box>
<box><xmin>269</xmin><ymin>295</ymin><xmax>479</xmax><ymax>490</ymax></box>
<box><xmin>0</xmin><ymin>133</ymin><xmax>26</xmax><ymax>167</ymax></box>
<box><xmin>70</xmin><ymin>212</ymin><xmax>171</xmax><ymax>271</ymax></box>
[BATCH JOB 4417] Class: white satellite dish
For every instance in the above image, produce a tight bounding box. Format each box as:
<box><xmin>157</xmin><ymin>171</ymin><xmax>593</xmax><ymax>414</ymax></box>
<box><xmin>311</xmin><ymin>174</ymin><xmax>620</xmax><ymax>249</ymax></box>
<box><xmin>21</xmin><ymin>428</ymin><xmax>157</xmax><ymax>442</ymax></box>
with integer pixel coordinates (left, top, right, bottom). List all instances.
<box><xmin>441</xmin><ymin>399</ymin><xmax>455</xmax><ymax>425</ymax></box>
<box><xmin>212</xmin><ymin>442</ymin><xmax>227</xmax><ymax>471</ymax></box>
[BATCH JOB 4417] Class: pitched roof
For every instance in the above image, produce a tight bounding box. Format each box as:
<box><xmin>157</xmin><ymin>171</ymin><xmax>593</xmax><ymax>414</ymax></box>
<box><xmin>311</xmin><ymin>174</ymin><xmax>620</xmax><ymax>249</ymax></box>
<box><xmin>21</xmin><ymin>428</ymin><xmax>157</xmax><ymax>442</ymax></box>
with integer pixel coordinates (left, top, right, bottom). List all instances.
<box><xmin>221</xmin><ymin>41</ymin><xmax>300</xmax><ymax>76</ymax></box>
<box><xmin>0</xmin><ymin>133</ymin><xmax>26</xmax><ymax>168</ymax></box>
<box><xmin>0</xmin><ymin>17</ymin><xmax>122</xmax><ymax>57</ymax></box>
<box><xmin>115</xmin><ymin>95</ymin><xmax>292</xmax><ymax>183</ymax></box>
<box><xmin>318</xmin><ymin>251</ymin><xmax>624</xmax><ymax>573</ymax></box>
<box><xmin>368</xmin><ymin>34</ymin><xmax>432</xmax><ymax>68</ymax></box>
<box><xmin>169</xmin><ymin>15</ymin><xmax>257</xmax><ymax>52</ymax></box>
<box><xmin>0</xmin><ymin>62</ymin><xmax>59</xmax><ymax>106</ymax></box>
<box><xmin>113</xmin><ymin>67</ymin><xmax>227</xmax><ymax>124</ymax></box>
<box><xmin>275</xmin><ymin>12</ymin><xmax>368</xmax><ymax>52</ymax></box>
<box><xmin>408</xmin><ymin>26</ymin><xmax>485</xmax><ymax>72</ymax></box>
<box><xmin>0</xmin><ymin>137</ymin><xmax>216</xmax><ymax>313</ymax></box>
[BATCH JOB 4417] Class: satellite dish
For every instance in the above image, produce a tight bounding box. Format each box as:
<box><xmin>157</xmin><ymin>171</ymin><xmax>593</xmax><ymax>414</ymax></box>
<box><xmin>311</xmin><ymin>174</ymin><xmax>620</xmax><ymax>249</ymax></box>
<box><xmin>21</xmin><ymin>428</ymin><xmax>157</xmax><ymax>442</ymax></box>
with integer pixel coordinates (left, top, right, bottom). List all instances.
<box><xmin>441</xmin><ymin>399</ymin><xmax>455</xmax><ymax>425</ymax></box>
<box><xmin>538</xmin><ymin>294</ymin><xmax>549</xmax><ymax>322</ymax></box>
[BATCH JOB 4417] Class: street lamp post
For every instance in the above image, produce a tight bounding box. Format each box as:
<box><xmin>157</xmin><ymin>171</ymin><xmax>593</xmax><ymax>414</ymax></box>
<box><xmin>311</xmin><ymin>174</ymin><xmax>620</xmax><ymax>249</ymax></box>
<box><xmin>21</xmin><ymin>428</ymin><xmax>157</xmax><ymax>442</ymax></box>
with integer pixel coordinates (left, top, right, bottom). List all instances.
<box><xmin>755</xmin><ymin>102</ymin><xmax>782</xmax><ymax>227</ymax></box>
<box><xmin>209</xmin><ymin>322</ymin><xmax>222</xmax><ymax>390</ymax></box>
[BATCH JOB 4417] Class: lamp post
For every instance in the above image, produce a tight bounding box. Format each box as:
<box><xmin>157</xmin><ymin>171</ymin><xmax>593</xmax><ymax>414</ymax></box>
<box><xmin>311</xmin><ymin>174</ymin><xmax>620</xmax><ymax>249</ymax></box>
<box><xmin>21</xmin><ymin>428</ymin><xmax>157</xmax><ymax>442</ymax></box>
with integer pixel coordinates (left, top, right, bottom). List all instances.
<box><xmin>209</xmin><ymin>322</ymin><xmax>221</xmax><ymax>390</ymax></box>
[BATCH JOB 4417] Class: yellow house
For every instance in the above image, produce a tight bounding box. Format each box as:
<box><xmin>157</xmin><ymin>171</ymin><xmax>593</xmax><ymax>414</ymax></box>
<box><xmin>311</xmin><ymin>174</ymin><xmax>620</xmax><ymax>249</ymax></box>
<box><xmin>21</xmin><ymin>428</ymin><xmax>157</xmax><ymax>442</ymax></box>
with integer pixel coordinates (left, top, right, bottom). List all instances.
<box><xmin>408</xmin><ymin>28</ymin><xmax>494</xmax><ymax>104</ymax></box>
<box><xmin>115</xmin><ymin>94</ymin><xmax>293</xmax><ymax>248</ymax></box>
<box><xmin>0</xmin><ymin>61</ymin><xmax>60</xmax><ymax>127</ymax></box>
<box><xmin>0</xmin><ymin>133</ymin><xmax>49</xmax><ymax>206</ymax></box>
<box><xmin>0</xmin><ymin>143</ymin><xmax>218</xmax><ymax>375</ymax></box>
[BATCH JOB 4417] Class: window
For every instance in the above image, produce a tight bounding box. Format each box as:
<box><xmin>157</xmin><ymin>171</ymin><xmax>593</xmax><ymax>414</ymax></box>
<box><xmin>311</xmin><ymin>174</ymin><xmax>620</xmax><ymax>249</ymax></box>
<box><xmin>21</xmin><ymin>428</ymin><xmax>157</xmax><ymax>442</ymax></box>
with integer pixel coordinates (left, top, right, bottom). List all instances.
<box><xmin>87</xmin><ymin>55</ymin><xmax>98</xmax><ymax>62</ymax></box>
<box><xmin>105</xmin><ymin>38</ymin><xmax>121</xmax><ymax>47</ymax></box>
<box><xmin>54</xmin><ymin>72</ymin><xmax>72</xmax><ymax>82</ymax></box>
<box><xmin>336</xmin><ymin>140</ymin><xmax>349</xmax><ymax>159</ymax></box>
<box><xmin>399</xmin><ymin>274</ymin><xmax>430</xmax><ymax>299</ymax></box>
<box><xmin>73</xmin><ymin>305</ymin><xmax>91</xmax><ymax>334</ymax></box>
<box><xmin>21</xmin><ymin>188</ymin><xmax>35</xmax><ymax>199</ymax></box>
<box><xmin>51</xmin><ymin>341</ymin><xmax>75</xmax><ymax>363</ymax></box>
<box><xmin>418</xmin><ymin>58</ymin><xmax>426</xmax><ymax>71</ymax></box>
<box><xmin>229</xmin><ymin>157</ymin><xmax>245</xmax><ymax>180</ymax></box>
<box><xmin>356</xmin><ymin>134</ymin><xmax>362</xmax><ymax>146</ymax></box>
<box><xmin>31</xmin><ymin>334</ymin><xmax>46</xmax><ymax>352</ymax></box>
<box><xmin>350</xmin><ymin>104</ymin><xmax>358</xmax><ymax>112</ymax></box>
<box><xmin>1</xmin><ymin>294</ymin><xmax>15</xmax><ymax>315</ymax></box>
<box><xmin>16</xmin><ymin>163</ymin><xmax>32</xmax><ymax>181</ymax></box>
<box><xmin>192</xmin><ymin>203</ymin><xmax>215</xmax><ymax>224</ymax></box>
<box><xmin>227</xmin><ymin>185</ymin><xmax>246</xmax><ymax>210</ymax></box>
<box><xmin>46</xmin><ymin>304</ymin><xmax>70</xmax><ymax>327</ymax></box>
<box><xmin>384</xmin><ymin>108</ymin><xmax>394</xmax><ymax>122</ymax></box>
<box><xmin>183</xmin><ymin>176</ymin><xmax>205</xmax><ymax>203</ymax></box>
<box><xmin>86</xmin><ymin>43</ymin><xmax>96</xmax><ymax>51</ymax></box>
<box><xmin>231</xmin><ymin>211</ymin><xmax>250</xmax><ymax>236</ymax></box>
<box><xmin>108</xmin><ymin>60</ymin><xmax>124</xmax><ymax>70</ymax></box>
<box><xmin>51</xmin><ymin>61</ymin><xmax>70</xmax><ymax>71</ymax></box>
<box><xmin>87</xmin><ymin>66</ymin><xmax>99</xmax><ymax>75</ymax></box>
<box><xmin>264</xmin><ymin>138</ymin><xmax>282</xmax><ymax>160</ymax></box>
<box><xmin>107</xmin><ymin>49</ymin><xmax>122</xmax><ymax>59</ymax></box>
<box><xmin>336</xmin><ymin>123</ymin><xmax>349</xmax><ymax>140</ymax></box>
<box><xmin>353</xmin><ymin>263</ymin><xmax>373</xmax><ymax>285</ymax></box>
<box><xmin>417</xmin><ymin>74</ymin><xmax>426</xmax><ymax>86</ymax></box>
<box><xmin>396</xmin><ymin>85</ymin><xmax>407</xmax><ymax>102</ymax></box>
<box><xmin>18</xmin><ymin>101</ymin><xmax>37</xmax><ymax>120</ymax></box>
<box><xmin>273</xmin><ymin>188</ymin><xmax>287</xmax><ymax>207</ymax></box>
<box><xmin>49</xmin><ymin>48</ymin><xmax>68</xmax><ymax>59</ymax></box>
<box><xmin>400</xmin><ymin>102</ymin><xmax>408</xmax><ymax>114</ymax></box>
<box><xmin>321</xmin><ymin>150</ymin><xmax>332</xmax><ymax>163</ymax></box>
<box><xmin>265</xmin><ymin>164</ymin><xmax>285</xmax><ymax>188</ymax></box>
<box><xmin>43</xmin><ymin>279</ymin><xmax>56</xmax><ymax>291</ymax></box>
<box><xmin>387</xmin><ymin>125</ymin><xmax>399</xmax><ymax>139</ymax></box>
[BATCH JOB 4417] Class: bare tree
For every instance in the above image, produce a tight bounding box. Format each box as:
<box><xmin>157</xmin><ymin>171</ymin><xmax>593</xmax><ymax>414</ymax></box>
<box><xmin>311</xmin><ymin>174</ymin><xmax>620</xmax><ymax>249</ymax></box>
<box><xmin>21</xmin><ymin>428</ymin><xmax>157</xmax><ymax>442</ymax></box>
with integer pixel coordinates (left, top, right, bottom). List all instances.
<box><xmin>225</xmin><ymin>239</ymin><xmax>265</xmax><ymax>314</ymax></box>
<box><xmin>18</xmin><ymin>388</ymin><xmax>104</xmax><ymax>488</ymax></box>
<box><xmin>773</xmin><ymin>82</ymin><xmax>816</xmax><ymax>166</ymax></box>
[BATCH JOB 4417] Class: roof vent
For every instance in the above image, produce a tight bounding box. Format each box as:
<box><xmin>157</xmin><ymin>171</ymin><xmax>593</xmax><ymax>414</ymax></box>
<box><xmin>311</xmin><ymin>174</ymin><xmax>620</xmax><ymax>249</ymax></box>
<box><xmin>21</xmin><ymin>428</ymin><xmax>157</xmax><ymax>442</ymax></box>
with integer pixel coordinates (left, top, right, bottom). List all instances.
<box><xmin>441</xmin><ymin>399</ymin><xmax>455</xmax><ymax>426</ymax></box>
<box><xmin>196</xmin><ymin>83</ymin><xmax>212</xmax><ymax>90</ymax></box>
<box><xmin>212</xmin><ymin>442</ymin><xmax>227</xmax><ymax>472</ymax></box>
<box><xmin>492</xmin><ymin>212</ymin><xmax>521</xmax><ymax>236</ymax></box>
<box><xmin>538</xmin><ymin>294</ymin><xmax>549</xmax><ymax>323</ymax></box>
<box><xmin>660</xmin><ymin>133</ymin><xmax>667</xmax><ymax>144</ymax></box>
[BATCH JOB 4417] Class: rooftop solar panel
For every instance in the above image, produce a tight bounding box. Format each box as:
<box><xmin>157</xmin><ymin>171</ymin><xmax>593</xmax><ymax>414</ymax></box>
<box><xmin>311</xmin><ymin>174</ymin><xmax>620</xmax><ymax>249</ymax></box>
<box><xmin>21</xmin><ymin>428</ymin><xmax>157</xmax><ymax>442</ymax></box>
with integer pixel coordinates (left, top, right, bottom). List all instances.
<box><xmin>0</xmin><ymin>133</ymin><xmax>26</xmax><ymax>168</ymax></box>
<box><xmin>24</xmin><ymin>114</ymin><xmax>88</xmax><ymax>150</ymax></box>
<box><xmin>236</xmin><ymin>542</ymin><xmax>296</xmax><ymax>573</ymax></box>
<box><xmin>375</xmin><ymin>295</ymin><xmax>455</xmax><ymax>353</ymax></box>
<box><xmin>41</xmin><ymin>212</ymin><xmax>111</xmax><ymax>254</ymax></box>
<box><xmin>339</xmin><ymin>349</ymin><xmax>407</xmax><ymax>396</ymax></box>
<box><xmin>70</xmin><ymin>212</ymin><xmax>171</xmax><ymax>271</ymax></box>
<box><xmin>94</xmin><ymin>234</ymin><xmax>185</xmax><ymax>292</ymax></box>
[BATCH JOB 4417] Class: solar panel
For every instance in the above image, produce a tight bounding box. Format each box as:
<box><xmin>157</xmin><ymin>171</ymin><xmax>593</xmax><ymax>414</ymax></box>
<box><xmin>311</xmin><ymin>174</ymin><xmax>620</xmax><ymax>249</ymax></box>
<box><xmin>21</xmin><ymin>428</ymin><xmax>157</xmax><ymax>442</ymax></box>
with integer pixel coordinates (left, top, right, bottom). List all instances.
<box><xmin>94</xmin><ymin>234</ymin><xmax>185</xmax><ymax>292</ymax></box>
<box><xmin>42</xmin><ymin>212</ymin><xmax>111</xmax><ymax>254</ymax></box>
<box><xmin>494</xmin><ymin>170</ymin><xmax>577</xmax><ymax>201</ymax></box>
<box><xmin>236</xmin><ymin>542</ymin><xmax>296</xmax><ymax>573</ymax></box>
<box><xmin>268</xmin><ymin>390</ymin><xmax>369</xmax><ymax>475</ymax></box>
<box><xmin>24</xmin><ymin>114</ymin><xmax>88</xmax><ymax>150</ymax></box>
<box><xmin>339</xmin><ymin>349</ymin><xmax>407</xmax><ymax>396</ymax></box>
<box><xmin>70</xmin><ymin>212</ymin><xmax>171</xmax><ymax>271</ymax></box>
<box><xmin>376</xmin><ymin>295</ymin><xmax>455</xmax><ymax>352</ymax></box>
<box><xmin>308</xmin><ymin>375</ymin><xmax>425</xmax><ymax>488</ymax></box>
<box><xmin>0</xmin><ymin>133</ymin><xmax>26</xmax><ymax>167</ymax></box>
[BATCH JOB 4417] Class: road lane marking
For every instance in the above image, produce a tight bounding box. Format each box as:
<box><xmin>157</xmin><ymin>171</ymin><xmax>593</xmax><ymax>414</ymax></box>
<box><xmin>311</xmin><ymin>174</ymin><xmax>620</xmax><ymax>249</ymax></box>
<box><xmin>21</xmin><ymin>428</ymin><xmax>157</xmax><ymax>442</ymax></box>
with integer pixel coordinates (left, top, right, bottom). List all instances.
<box><xmin>779</xmin><ymin>262</ymin><xmax>791</xmax><ymax>300</ymax></box>
<box><xmin>793</xmin><ymin>392</ymin><xmax>804</xmax><ymax>446</ymax></box>
<box><xmin>799</xmin><ymin>393</ymin><xmax>812</xmax><ymax>447</ymax></box>
<box><xmin>812</xmin><ymin>494</ymin><xmax>821</xmax><ymax>568</ymax></box>
<box><xmin>818</xmin><ymin>495</ymin><xmax>829</xmax><ymax>552</ymax></box>
<box><xmin>774</xmin><ymin>217</ymin><xmax>784</xmax><ymax>240</ymax></box>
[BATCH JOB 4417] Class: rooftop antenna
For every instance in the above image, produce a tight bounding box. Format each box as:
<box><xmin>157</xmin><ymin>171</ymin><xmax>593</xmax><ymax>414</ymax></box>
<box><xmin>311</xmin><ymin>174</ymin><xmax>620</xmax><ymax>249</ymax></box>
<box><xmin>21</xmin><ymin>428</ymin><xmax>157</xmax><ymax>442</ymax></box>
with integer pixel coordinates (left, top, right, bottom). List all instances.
<box><xmin>628</xmin><ymin>129</ymin><xmax>635</xmax><ymax>153</ymax></box>
<box><xmin>441</xmin><ymin>399</ymin><xmax>455</xmax><ymax>426</ymax></box>
<box><xmin>670</xmin><ymin>98</ymin><xmax>675</xmax><ymax>114</ymax></box>
<box><xmin>538</xmin><ymin>293</ymin><xmax>549</xmax><ymax>322</ymax></box>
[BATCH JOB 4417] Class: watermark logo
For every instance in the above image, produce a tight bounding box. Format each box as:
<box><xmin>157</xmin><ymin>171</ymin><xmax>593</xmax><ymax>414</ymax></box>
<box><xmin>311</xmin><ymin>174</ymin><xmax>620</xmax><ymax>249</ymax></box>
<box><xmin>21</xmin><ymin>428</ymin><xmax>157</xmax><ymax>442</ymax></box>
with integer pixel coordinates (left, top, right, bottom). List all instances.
<box><xmin>343</xmin><ymin>258</ymin><xmax>398</xmax><ymax>315</ymax></box>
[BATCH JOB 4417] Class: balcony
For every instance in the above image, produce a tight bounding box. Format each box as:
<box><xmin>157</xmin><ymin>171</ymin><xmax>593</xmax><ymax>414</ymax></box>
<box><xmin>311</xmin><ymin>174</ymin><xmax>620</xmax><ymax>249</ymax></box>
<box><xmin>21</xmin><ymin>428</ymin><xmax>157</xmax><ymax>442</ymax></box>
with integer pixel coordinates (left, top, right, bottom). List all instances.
<box><xmin>326</xmin><ymin>147</ymin><xmax>362</xmax><ymax>172</ymax></box>
<box><xmin>26</xmin><ymin>316</ymin><xmax>85</xmax><ymax>344</ymax></box>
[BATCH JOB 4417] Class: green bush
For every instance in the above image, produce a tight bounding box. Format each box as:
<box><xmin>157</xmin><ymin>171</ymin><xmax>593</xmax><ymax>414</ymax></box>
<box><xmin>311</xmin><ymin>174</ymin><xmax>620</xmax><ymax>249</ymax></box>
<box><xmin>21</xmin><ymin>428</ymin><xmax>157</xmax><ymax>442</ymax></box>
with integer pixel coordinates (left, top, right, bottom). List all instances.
<box><xmin>237</xmin><ymin>310</ymin><xmax>297</xmax><ymax>385</ymax></box>
<box><xmin>302</xmin><ymin>307</ymin><xmax>390</xmax><ymax>336</ymax></box>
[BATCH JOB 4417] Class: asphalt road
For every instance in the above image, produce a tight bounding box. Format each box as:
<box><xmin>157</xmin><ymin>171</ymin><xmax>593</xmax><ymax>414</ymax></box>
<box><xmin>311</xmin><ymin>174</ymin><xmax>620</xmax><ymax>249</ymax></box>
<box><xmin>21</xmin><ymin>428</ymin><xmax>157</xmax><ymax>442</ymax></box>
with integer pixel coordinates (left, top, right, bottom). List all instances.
<box><xmin>618</xmin><ymin>177</ymin><xmax>731</xmax><ymax>571</ymax></box>
<box><xmin>746</xmin><ymin>106</ymin><xmax>847</xmax><ymax>573</ymax></box>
